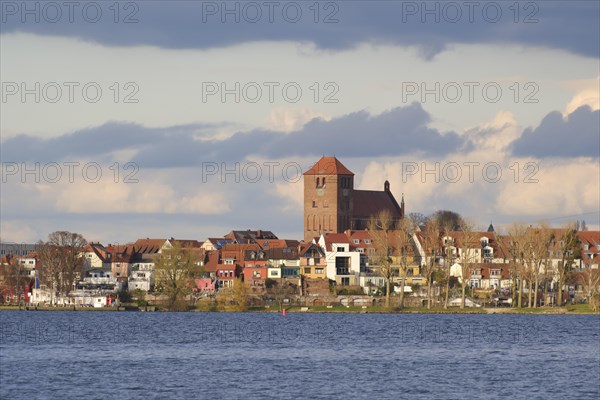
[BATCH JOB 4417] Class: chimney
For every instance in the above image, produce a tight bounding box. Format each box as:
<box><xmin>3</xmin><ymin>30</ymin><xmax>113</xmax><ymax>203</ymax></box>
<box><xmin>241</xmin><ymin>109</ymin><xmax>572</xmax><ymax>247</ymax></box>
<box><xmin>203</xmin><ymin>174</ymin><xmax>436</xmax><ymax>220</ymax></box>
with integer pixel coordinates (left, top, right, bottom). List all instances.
<box><xmin>384</xmin><ymin>180</ymin><xmax>390</xmax><ymax>192</ymax></box>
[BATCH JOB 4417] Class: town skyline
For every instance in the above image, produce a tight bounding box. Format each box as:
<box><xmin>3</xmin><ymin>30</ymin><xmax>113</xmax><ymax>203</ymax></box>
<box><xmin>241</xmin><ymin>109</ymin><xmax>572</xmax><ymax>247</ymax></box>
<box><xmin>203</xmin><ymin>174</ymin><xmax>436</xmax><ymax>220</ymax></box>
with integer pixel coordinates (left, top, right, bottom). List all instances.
<box><xmin>1</xmin><ymin>1</ymin><xmax>599</xmax><ymax>251</ymax></box>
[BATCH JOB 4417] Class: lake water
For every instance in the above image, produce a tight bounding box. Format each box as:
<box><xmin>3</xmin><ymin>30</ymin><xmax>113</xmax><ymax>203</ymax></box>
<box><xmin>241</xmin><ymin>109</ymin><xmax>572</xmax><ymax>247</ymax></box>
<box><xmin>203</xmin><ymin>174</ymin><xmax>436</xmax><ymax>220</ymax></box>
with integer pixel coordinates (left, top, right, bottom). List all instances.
<box><xmin>1</xmin><ymin>311</ymin><xmax>599</xmax><ymax>399</ymax></box>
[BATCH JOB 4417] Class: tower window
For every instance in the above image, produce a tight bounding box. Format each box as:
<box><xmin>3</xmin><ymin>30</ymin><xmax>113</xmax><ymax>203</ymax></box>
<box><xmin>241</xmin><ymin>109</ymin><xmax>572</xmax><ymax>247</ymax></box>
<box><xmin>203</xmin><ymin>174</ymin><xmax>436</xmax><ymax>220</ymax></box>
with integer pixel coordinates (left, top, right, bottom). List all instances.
<box><xmin>312</xmin><ymin>200</ymin><xmax>317</xmax><ymax>208</ymax></box>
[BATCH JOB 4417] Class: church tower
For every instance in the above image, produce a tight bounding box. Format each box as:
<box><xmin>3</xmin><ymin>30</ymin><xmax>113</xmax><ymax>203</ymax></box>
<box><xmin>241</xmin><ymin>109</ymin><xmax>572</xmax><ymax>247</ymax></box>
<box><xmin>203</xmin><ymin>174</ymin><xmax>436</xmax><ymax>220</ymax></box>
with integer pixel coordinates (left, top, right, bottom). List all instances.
<box><xmin>303</xmin><ymin>156</ymin><xmax>354</xmax><ymax>242</ymax></box>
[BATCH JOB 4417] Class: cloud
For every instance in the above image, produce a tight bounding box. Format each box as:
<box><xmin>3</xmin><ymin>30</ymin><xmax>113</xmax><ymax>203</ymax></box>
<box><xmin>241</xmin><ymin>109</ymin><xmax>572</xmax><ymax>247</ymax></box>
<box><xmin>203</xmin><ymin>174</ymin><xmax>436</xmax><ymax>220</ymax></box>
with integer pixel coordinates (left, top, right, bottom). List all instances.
<box><xmin>510</xmin><ymin>106</ymin><xmax>600</xmax><ymax>158</ymax></box>
<box><xmin>565</xmin><ymin>76</ymin><xmax>600</xmax><ymax>115</ymax></box>
<box><xmin>1</xmin><ymin>2</ymin><xmax>597</xmax><ymax>58</ymax></box>
<box><xmin>495</xmin><ymin>160</ymin><xmax>600</xmax><ymax>218</ymax></box>
<box><xmin>267</xmin><ymin>108</ymin><xmax>332</xmax><ymax>133</ymax></box>
<box><xmin>1</xmin><ymin>103</ymin><xmax>464</xmax><ymax>167</ymax></box>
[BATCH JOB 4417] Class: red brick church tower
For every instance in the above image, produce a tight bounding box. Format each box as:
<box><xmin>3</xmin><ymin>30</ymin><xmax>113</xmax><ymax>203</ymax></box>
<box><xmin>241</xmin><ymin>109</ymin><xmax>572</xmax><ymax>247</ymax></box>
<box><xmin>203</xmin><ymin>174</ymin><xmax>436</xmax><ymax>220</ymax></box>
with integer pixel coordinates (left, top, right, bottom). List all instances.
<box><xmin>303</xmin><ymin>156</ymin><xmax>404</xmax><ymax>242</ymax></box>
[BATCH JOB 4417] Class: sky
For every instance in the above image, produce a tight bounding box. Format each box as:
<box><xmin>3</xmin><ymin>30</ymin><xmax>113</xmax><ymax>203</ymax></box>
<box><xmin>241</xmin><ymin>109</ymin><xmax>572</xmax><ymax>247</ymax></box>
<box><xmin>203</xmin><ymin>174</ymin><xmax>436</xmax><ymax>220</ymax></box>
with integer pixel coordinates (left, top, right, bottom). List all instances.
<box><xmin>1</xmin><ymin>0</ymin><xmax>599</xmax><ymax>244</ymax></box>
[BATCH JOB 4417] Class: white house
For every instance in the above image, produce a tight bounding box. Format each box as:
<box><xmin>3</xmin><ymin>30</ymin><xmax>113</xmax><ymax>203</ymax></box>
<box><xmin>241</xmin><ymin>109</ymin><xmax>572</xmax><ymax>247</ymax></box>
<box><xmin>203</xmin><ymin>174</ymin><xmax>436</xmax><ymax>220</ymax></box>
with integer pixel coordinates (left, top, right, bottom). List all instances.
<box><xmin>128</xmin><ymin>262</ymin><xmax>155</xmax><ymax>292</ymax></box>
<box><xmin>319</xmin><ymin>233</ymin><xmax>365</xmax><ymax>286</ymax></box>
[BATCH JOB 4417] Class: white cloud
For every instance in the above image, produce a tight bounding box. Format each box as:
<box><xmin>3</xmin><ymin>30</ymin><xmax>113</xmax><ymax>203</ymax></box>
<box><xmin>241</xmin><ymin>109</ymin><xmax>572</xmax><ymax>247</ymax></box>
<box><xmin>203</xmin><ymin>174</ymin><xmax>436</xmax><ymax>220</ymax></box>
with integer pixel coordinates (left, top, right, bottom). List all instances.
<box><xmin>565</xmin><ymin>75</ymin><xmax>600</xmax><ymax>115</ymax></box>
<box><xmin>495</xmin><ymin>159</ymin><xmax>599</xmax><ymax>218</ymax></box>
<box><xmin>267</xmin><ymin>108</ymin><xmax>331</xmax><ymax>132</ymax></box>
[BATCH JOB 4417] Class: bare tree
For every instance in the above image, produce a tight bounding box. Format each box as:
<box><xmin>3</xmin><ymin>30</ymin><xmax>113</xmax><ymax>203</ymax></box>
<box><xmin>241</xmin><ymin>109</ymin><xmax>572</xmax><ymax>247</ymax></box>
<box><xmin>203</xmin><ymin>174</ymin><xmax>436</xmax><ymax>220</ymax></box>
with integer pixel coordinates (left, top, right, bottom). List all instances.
<box><xmin>576</xmin><ymin>268</ymin><xmax>600</xmax><ymax>311</ymax></box>
<box><xmin>153</xmin><ymin>241</ymin><xmax>202</xmax><ymax>311</ymax></box>
<box><xmin>527</xmin><ymin>224</ymin><xmax>552</xmax><ymax>308</ymax></box>
<box><xmin>555</xmin><ymin>225</ymin><xmax>581</xmax><ymax>306</ymax></box>
<box><xmin>368</xmin><ymin>210</ymin><xmax>396</xmax><ymax>309</ymax></box>
<box><xmin>439</xmin><ymin>220</ymin><xmax>454</xmax><ymax>309</ymax></box>
<box><xmin>408</xmin><ymin>212</ymin><xmax>428</xmax><ymax>229</ymax></box>
<box><xmin>38</xmin><ymin>231</ymin><xmax>87</xmax><ymax>299</ymax></box>
<box><xmin>396</xmin><ymin>218</ymin><xmax>414</xmax><ymax>309</ymax></box>
<box><xmin>421</xmin><ymin>217</ymin><xmax>442</xmax><ymax>309</ymax></box>
<box><xmin>504</xmin><ymin>223</ymin><xmax>528</xmax><ymax>308</ymax></box>
<box><xmin>0</xmin><ymin>256</ymin><xmax>30</xmax><ymax>304</ymax></box>
<box><xmin>457</xmin><ymin>221</ymin><xmax>478</xmax><ymax>309</ymax></box>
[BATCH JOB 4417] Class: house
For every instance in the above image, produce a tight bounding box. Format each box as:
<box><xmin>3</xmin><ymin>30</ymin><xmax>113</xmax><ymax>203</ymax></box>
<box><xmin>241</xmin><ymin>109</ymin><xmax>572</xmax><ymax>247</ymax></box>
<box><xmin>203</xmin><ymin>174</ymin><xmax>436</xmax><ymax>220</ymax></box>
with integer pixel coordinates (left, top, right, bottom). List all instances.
<box><xmin>267</xmin><ymin>247</ymin><xmax>300</xmax><ymax>283</ymax></box>
<box><xmin>128</xmin><ymin>260</ymin><xmax>155</xmax><ymax>292</ymax></box>
<box><xmin>193</xmin><ymin>277</ymin><xmax>216</xmax><ymax>294</ymax></box>
<box><xmin>319</xmin><ymin>233</ymin><xmax>365</xmax><ymax>286</ymax></box>
<box><xmin>450</xmin><ymin>263</ymin><xmax>512</xmax><ymax>290</ymax></box>
<box><xmin>202</xmin><ymin>238</ymin><xmax>235</xmax><ymax>251</ymax></box>
<box><xmin>224</xmin><ymin>229</ymin><xmax>278</xmax><ymax>244</ymax></box>
<box><xmin>299</xmin><ymin>242</ymin><xmax>327</xmax><ymax>280</ymax></box>
<box><xmin>303</xmin><ymin>156</ymin><xmax>405</xmax><ymax>241</ymax></box>
<box><xmin>0</xmin><ymin>243</ymin><xmax>38</xmax><ymax>258</ymax></box>
<box><xmin>577</xmin><ymin>231</ymin><xmax>600</xmax><ymax>269</ymax></box>
<box><xmin>81</xmin><ymin>242</ymin><xmax>112</xmax><ymax>271</ymax></box>
<box><xmin>216</xmin><ymin>243</ymin><xmax>259</xmax><ymax>288</ymax></box>
<box><xmin>242</xmin><ymin>248</ymin><xmax>269</xmax><ymax>292</ymax></box>
<box><xmin>0</xmin><ymin>254</ymin><xmax>36</xmax><ymax>303</ymax></box>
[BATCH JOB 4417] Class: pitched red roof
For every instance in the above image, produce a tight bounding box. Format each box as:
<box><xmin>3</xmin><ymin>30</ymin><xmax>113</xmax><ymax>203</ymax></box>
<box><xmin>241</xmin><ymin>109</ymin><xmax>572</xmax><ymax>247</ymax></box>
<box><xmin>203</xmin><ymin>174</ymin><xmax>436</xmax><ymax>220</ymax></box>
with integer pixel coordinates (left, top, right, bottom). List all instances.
<box><xmin>578</xmin><ymin>231</ymin><xmax>600</xmax><ymax>264</ymax></box>
<box><xmin>323</xmin><ymin>233</ymin><xmax>352</xmax><ymax>251</ymax></box>
<box><xmin>132</xmin><ymin>239</ymin><xmax>167</xmax><ymax>254</ymax></box>
<box><xmin>304</xmin><ymin>156</ymin><xmax>354</xmax><ymax>176</ymax></box>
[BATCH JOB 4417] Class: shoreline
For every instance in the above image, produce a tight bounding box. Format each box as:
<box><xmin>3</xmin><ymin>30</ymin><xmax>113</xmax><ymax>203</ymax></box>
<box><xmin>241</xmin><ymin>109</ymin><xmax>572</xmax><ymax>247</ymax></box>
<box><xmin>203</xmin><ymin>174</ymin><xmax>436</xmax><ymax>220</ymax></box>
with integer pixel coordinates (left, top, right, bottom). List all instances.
<box><xmin>1</xmin><ymin>305</ymin><xmax>598</xmax><ymax>315</ymax></box>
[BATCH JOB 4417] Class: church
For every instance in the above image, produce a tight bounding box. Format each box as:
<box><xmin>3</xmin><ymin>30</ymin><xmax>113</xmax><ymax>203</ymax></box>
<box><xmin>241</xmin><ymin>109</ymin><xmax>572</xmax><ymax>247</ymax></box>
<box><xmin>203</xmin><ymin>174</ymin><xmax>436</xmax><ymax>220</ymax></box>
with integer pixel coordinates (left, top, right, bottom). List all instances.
<box><xmin>303</xmin><ymin>156</ymin><xmax>405</xmax><ymax>241</ymax></box>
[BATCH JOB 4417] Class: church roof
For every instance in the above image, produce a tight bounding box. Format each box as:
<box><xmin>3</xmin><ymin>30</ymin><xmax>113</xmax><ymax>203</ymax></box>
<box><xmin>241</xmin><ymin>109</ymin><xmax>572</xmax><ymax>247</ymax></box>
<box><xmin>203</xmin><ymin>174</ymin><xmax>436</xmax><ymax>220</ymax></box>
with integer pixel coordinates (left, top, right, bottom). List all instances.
<box><xmin>353</xmin><ymin>189</ymin><xmax>402</xmax><ymax>218</ymax></box>
<box><xmin>304</xmin><ymin>156</ymin><xmax>354</xmax><ymax>176</ymax></box>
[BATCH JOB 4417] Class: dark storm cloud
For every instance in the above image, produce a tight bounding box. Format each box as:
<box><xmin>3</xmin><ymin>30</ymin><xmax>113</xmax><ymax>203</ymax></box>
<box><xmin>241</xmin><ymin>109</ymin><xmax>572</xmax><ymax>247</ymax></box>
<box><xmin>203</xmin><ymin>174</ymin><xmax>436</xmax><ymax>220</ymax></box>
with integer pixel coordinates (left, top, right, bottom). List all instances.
<box><xmin>510</xmin><ymin>106</ymin><xmax>600</xmax><ymax>158</ymax></box>
<box><xmin>0</xmin><ymin>1</ymin><xmax>597</xmax><ymax>58</ymax></box>
<box><xmin>1</xmin><ymin>103</ymin><xmax>463</xmax><ymax>167</ymax></box>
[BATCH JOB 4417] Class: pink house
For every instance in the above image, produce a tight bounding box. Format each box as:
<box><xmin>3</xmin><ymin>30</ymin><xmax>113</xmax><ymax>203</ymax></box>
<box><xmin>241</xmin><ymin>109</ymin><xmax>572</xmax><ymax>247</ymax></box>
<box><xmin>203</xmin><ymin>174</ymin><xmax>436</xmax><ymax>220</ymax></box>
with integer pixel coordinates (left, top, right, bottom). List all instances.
<box><xmin>194</xmin><ymin>278</ymin><xmax>216</xmax><ymax>293</ymax></box>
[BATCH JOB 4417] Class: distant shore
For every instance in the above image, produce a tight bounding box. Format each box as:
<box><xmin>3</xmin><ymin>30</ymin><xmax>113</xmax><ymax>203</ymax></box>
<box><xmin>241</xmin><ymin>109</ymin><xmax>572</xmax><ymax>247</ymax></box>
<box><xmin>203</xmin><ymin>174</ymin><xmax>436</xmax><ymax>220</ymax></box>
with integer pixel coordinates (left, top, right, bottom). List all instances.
<box><xmin>1</xmin><ymin>304</ymin><xmax>598</xmax><ymax>314</ymax></box>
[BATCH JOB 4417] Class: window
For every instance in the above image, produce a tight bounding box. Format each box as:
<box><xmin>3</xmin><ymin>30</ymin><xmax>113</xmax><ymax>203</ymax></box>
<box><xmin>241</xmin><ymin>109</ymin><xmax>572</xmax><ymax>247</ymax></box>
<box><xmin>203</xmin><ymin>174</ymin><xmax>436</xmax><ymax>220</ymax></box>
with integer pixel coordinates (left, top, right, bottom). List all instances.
<box><xmin>270</xmin><ymin>270</ymin><xmax>278</xmax><ymax>277</ymax></box>
<box><xmin>364</xmin><ymin>239</ymin><xmax>371</xmax><ymax>244</ymax></box>
<box><xmin>356</xmin><ymin>248</ymin><xmax>364</xmax><ymax>253</ymax></box>
<box><xmin>314</xmin><ymin>257</ymin><xmax>320</xmax><ymax>264</ymax></box>
<box><xmin>312</xmin><ymin>200</ymin><xmax>317</xmax><ymax>208</ymax></box>
<box><xmin>353</xmin><ymin>239</ymin><xmax>360</xmax><ymax>244</ymax></box>
<box><xmin>315</xmin><ymin>268</ymin><xmax>324</xmax><ymax>274</ymax></box>
<box><xmin>304</xmin><ymin>267</ymin><xmax>311</xmax><ymax>274</ymax></box>
<box><xmin>225</xmin><ymin>259</ymin><xmax>234</xmax><ymax>265</ymax></box>
<box><xmin>336</xmin><ymin>246</ymin><xmax>345</xmax><ymax>252</ymax></box>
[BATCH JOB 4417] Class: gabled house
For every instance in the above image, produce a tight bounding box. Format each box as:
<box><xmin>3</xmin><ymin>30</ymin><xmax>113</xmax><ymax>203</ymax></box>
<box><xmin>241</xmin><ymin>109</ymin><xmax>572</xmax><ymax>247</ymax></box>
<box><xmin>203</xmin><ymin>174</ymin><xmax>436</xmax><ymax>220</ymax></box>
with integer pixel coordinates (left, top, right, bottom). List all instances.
<box><xmin>299</xmin><ymin>242</ymin><xmax>327</xmax><ymax>279</ymax></box>
<box><xmin>577</xmin><ymin>231</ymin><xmax>600</xmax><ymax>269</ymax></box>
<box><xmin>217</xmin><ymin>243</ymin><xmax>260</xmax><ymax>288</ymax></box>
<box><xmin>202</xmin><ymin>238</ymin><xmax>235</xmax><ymax>251</ymax></box>
<box><xmin>81</xmin><ymin>242</ymin><xmax>112</xmax><ymax>271</ymax></box>
<box><xmin>243</xmin><ymin>248</ymin><xmax>269</xmax><ymax>292</ymax></box>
